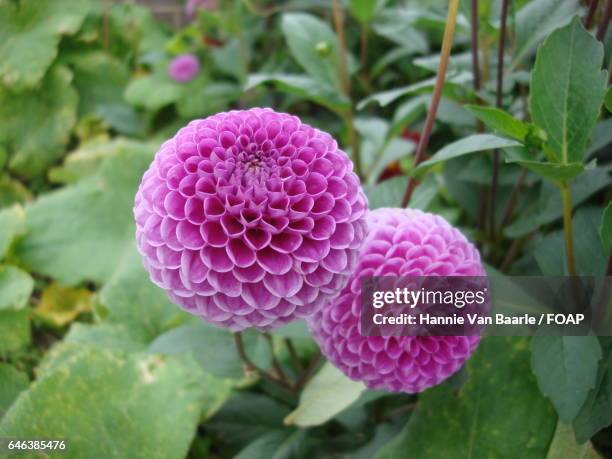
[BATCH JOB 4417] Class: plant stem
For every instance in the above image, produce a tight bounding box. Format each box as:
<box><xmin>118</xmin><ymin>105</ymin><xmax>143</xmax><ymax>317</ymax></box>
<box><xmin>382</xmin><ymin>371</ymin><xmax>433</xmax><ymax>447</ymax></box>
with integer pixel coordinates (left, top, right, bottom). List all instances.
<box><xmin>360</xmin><ymin>23</ymin><xmax>369</xmax><ymax>69</ymax></box>
<box><xmin>401</xmin><ymin>0</ymin><xmax>460</xmax><ymax>207</ymax></box>
<box><xmin>499</xmin><ymin>168</ymin><xmax>528</xmax><ymax>228</ymax></box>
<box><xmin>284</xmin><ymin>338</ymin><xmax>304</xmax><ymax>372</ymax></box>
<box><xmin>489</xmin><ymin>0</ymin><xmax>510</xmax><ymax>238</ymax></box>
<box><xmin>584</xmin><ymin>0</ymin><xmax>600</xmax><ymax>28</ymax></box>
<box><xmin>332</xmin><ymin>0</ymin><xmax>363</xmax><ymax>178</ymax></box>
<box><xmin>233</xmin><ymin>332</ymin><xmax>292</xmax><ymax>390</ymax></box>
<box><xmin>596</xmin><ymin>0</ymin><xmax>611</xmax><ymax>40</ymax></box>
<box><xmin>559</xmin><ymin>182</ymin><xmax>577</xmax><ymax>276</ymax></box>
<box><xmin>263</xmin><ymin>332</ymin><xmax>290</xmax><ymax>384</ymax></box>
<box><xmin>293</xmin><ymin>351</ymin><xmax>322</xmax><ymax>393</ymax></box>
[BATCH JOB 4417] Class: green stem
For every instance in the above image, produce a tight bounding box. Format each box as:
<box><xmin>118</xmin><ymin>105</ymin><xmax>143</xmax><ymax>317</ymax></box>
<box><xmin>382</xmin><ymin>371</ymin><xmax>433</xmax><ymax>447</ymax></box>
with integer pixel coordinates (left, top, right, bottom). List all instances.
<box><xmin>560</xmin><ymin>182</ymin><xmax>577</xmax><ymax>276</ymax></box>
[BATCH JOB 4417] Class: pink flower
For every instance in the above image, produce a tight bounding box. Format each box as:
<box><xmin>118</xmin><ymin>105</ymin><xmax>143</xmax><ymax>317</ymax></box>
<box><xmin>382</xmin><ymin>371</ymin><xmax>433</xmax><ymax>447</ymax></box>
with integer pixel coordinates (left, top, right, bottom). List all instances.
<box><xmin>185</xmin><ymin>0</ymin><xmax>217</xmax><ymax>19</ymax></box>
<box><xmin>308</xmin><ymin>208</ymin><xmax>485</xmax><ymax>393</ymax></box>
<box><xmin>134</xmin><ymin>108</ymin><xmax>368</xmax><ymax>331</ymax></box>
<box><xmin>168</xmin><ymin>54</ymin><xmax>200</xmax><ymax>83</ymax></box>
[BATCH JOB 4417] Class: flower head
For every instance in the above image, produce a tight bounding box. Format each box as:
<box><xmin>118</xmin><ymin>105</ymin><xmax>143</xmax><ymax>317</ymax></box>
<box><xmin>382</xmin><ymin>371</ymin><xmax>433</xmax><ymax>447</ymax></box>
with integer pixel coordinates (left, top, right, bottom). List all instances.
<box><xmin>134</xmin><ymin>108</ymin><xmax>368</xmax><ymax>331</ymax></box>
<box><xmin>308</xmin><ymin>208</ymin><xmax>484</xmax><ymax>393</ymax></box>
<box><xmin>168</xmin><ymin>54</ymin><xmax>200</xmax><ymax>83</ymax></box>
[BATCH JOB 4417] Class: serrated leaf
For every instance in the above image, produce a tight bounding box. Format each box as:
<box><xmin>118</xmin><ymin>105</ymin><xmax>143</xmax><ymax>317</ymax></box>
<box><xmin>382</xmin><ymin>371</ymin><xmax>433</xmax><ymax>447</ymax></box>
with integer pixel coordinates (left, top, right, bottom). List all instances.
<box><xmin>284</xmin><ymin>362</ymin><xmax>365</xmax><ymax>427</ymax></box>
<box><xmin>245</xmin><ymin>74</ymin><xmax>350</xmax><ymax>113</ymax></box>
<box><xmin>376</xmin><ymin>338</ymin><xmax>557</xmax><ymax>459</ymax></box>
<box><xmin>531</xmin><ymin>335</ymin><xmax>602</xmax><ymax>422</ymax></box>
<box><xmin>416</xmin><ymin>134</ymin><xmax>523</xmax><ymax>171</ymax></box>
<box><xmin>0</xmin><ymin>0</ymin><xmax>90</xmax><ymax>89</ymax></box>
<box><xmin>15</xmin><ymin>142</ymin><xmax>154</xmax><ymax>285</ymax></box>
<box><xmin>530</xmin><ymin>17</ymin><xmax>607</xmax><ymax>165</ymax></box>
<box><xmin>0</xmin><ymin>65</ymin><xmax>78</xmax><ymax>177</ymax></box>
<box><xmin>281</xmin><ymin>13</ymin><xmax>343</xmax><ymax>88</ymax></box>
<box><xmin>34</xmin><ymin>283</ymin><xmax>92</xmax><ymax>327</ymax></box>
<box><xmin>0</xmin><ymin>266</ymin><xmax>33</xmax><ymax>311</ymax></box>
<box><xmin>0</xmin><ymin>348</ymin><xmax>208</xmax><ymax>459</ymax></box>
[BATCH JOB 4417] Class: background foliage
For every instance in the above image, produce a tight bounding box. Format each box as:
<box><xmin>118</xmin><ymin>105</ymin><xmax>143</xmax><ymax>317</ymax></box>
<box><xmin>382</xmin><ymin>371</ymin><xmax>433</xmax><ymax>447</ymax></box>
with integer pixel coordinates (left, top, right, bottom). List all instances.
<box><xmin>0</xmin><ymin>0</ymin><xmax>610</xmax><ymax>457</ymax></box>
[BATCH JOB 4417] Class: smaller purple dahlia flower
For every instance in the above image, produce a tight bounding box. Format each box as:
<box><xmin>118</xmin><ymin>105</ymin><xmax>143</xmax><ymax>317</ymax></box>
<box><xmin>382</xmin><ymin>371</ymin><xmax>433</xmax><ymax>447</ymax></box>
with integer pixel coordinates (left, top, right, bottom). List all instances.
<box><xmin>168</xmin><ymin>54</ymin><xmax>200</xmax><ymax>83</ymax></box>
<box><xmin>308</xmin><ymin>208</ymin><xmax>485</xmax><ymax>393</ymax></box>
<box><xmin>134</xmin><ymin>108</ymin><xmax>368</xmax><ymax>331</ymax></box>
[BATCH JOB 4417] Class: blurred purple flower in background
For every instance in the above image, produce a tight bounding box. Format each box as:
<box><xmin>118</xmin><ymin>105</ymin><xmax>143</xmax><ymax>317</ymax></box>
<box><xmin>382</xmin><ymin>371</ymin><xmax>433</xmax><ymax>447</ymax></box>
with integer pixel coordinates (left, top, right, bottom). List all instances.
<box><xmin>185</xmin><ymin>0</ymin><xmax>218</xmax><ymax>19</ymax></box>
<box><xmin>134</xmin><ymin>108</ymin><xmax>368</xmax><ymax>331</ymax></box>
<box><xmin>168</xmin><ymin>54</ymin><xmax>200</xmax><ymax>83</ymax></box>
<box><xmin>308</xmin><ymin>208</ymin><xmax>485</xmax><ymax>393</ymax></box>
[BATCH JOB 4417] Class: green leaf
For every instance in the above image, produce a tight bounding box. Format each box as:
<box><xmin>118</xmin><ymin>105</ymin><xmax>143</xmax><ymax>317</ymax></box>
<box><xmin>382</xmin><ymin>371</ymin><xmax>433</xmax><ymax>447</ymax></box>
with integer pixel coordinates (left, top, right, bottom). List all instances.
<box><xmin>0</xmin><ymin>0</ymin><xmax>90</xmax><ymax>89</ymax></box>
<box><xmin>281</xmin><ymin>13</ymin><xmax>345</xmax><ymax>88</ymax></box>
<box><xmin>0</xmin><ymin>364</ymin><xmax>28</xmax><ymax>420</ymax></box>
<box><xmin>416</xmin><ymin>134</ymin><xmax>523</xmax><ymax>171</ymax></box>
<box><xmin>503</xmin><ymin>148</ymin><xmax>585</xmax><ymax>181</ymax></box>
<box><xmin>99</xmin><ymin>246</ymin><xmax>189</xmax><ymax>341</ymax></box>
<box><xmin>34</xmin><ymin>282</ymin><xmax>92</xmax><ymax>327</ymax></box>
<box><xmin>546</xmin><ymin>421</ymin><xmax>600</xmax><ymax>459</ymax></box>
<box><xmin>530</xmin><ymin>17</ymin><xmax>607</xmax><ymax>164</ymax></box>
<box><xmin>531</xmin><ymin>335</ymin><xmax>602</xmax><ymax>422</ymax></box>
<box><xmin>0</xmin><ymin>205</ymin><xmax>26</xmax><ymax>259</ymax></box>
<box><xmin>366</xmin><ymin>138</ymin><xmax>415</xmax><ymax>185</ymax></box>
<box><xmin>284</xmin><ymin>362</ymin><xmax>365</xmax><ymax>427</ymax></box>
<box><xmin>605</xmin><ymin>87</ymin><xmax>612</xmax><ymax>113</ymax></box>
<box><xmin>0</xmin><ymin>309</ymin><xmax>30</xmax><ymax>354</ymax></box>
<box><xmin>465</xmin><ymin>105</ymin><xmax>531</xmax><ymax>141</ymax></box>
<box><xmin>15</xmin><ymin>141</ymin><xmax>154</xmax><ymax>285</ymax></box>
<box><xmin>364</xmin><ymin>176</ymin><xmax>408</xmax><ymax>209</ymax></box>
<box><xmin>0</xmin><ymin>266</ymin><xmax>33</xmax><ymax>311</ymax></box>
<box><xmin>348</xmin><ymin>0</ymin><xmax>379</xmax><ymax>23</ymax></box>
<box><xmin>573</xmin><ymin>338</ymin><xmax>612</xmax><ymax>443</ymax></box>
<box><xmin>245</xmin><ymin>74</ymin><xmax>350</xmax><ymax>113</ymax></box>
<box><xmin>64</xmin><ymin>323</ymin><xmax>148</xmax><ymax>353</ymax></box>
<box><xmin>376</xmin><ymin>337</ymin><xmax>557</xmax><ymax>459</ymax></box>
<box><xmin>0</xmin><ymin>349</ymin><xmax>208</xmax><ymax>459</ymax></box>
<box><xmin>124</xmin><ymin>73</ymin><xmax>183</xmax><ymax>111</ymax></box>
<box><xmin>600</xmin><ymin>201</ymin><xmax>612</xmax><ymax>252</ymax></box>
<box><xmin>0</xmin><ymin>65</ymin><xmax>78</xmax><ymax>178</ymax></box>
<box><xmin>235</xmin><ymin>429</ymin><xmax>313</xmax><ymax>459</ymax></box>
<box><xmin>513</xmin><ymin>0</ymin><xmax>579</xmax><ymax>68</ymax></box>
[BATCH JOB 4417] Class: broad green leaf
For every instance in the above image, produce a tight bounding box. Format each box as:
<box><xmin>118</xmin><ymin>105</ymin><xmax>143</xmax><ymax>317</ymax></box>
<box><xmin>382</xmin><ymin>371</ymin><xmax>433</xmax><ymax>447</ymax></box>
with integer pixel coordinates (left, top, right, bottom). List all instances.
<box><xmin>366</xmin><ymin>138</ymin><xmax>415</xmax><ymax>185</ymax></box>
<box><xmin>573</xmin><ymin>338</ymin><xmax>612</xmax><ymax>443</ymax></box>
<box><xmin>284</xmin><ymin>362</ymin><xmax>365</xmax><ymax>427</ymax></box>
<box><xmin>281</xmin><ymin>13</ymin><xmax>343</xmax><ymax>88</ymax></box>
<box><xmin>0</xmin><ymin>65</ymin><xmax>78</xmax><ymax>177</ymax></box>
<box><xmin>0</xmin><ymin>349</ymin><xmax>208</xmax><ymax>459</ymax></box>
<box><xmin>99</xmin><ymin>245</ymin><xmax>189</xmax><ymax>341</ymax></box>
<box><xmin>0</xmin><ymin>0</ymin><xmax>90</xmax><ymax>89</ymax></box>
<box><xmin>600</xmin><ymin>201</ymin><xmax>612</xmax><ymax>251</ymax></box>
<box><xmin>0</xmin><ymin>266</ymin><xmax>33</xmax><ymax>311</ymax></box>
<box><xmin>530</xmin><ymin>17</ymin><xmax>607</xmax><ymax>164</ymax></box>
<box><xmin>64</xmin><ymin>323</ymin><xmax>148</xmax><ymax>353</ymax></box>
<box><xmin>34</xmin><ymin>283</ymin><xmax>92</xmax><ymax>327</ymax></box>
<box><xmin>416</xmin><ymin>134</ymin><xmax>523</xmax><ymax>171</ymax></box>
<box><xmin>364</xmin><ymin>176</ymin><xmax>408</xmax><ymax>209</ymax></box>
<box><xmin>531</xmin><ymin>335</ymin><xmax>602</xmax><ymax>422</ymax></box>
<box><xmin>0</xmin><ymin>309</ymin><xmax>30</xmax><ymax>354</ymax></box>
<box><xmin>235</xmin><ymin>430</ymin><xmax>313</xmax><ymax>459</ymax></box>
<box><xmin>504</xmin><ymin>148</ymin><xmax>585</xmax><ymax>181</ymax></box>
<box><xmin>605</xmin><ymin>87</ymin><xmax>612</xmax><ymax>113</ymax></box>
<box><xmin>513</xmin><ymin>0</ymin><xmax>579</xmax><ymax>68</ymax></box>
<box><xmin>348</xmin><ymin>0</ymin><xmax>379</xmax><ymax>23</ymax></box>
<box><xmin>0</xmin><ymin>174</ymin><xmax>31</xmax><ymax>209</ymax></box>
<box><xmin>0</xmin><ymin>364</ymin><xmax>28</xmax><ymax>420</ymax></box>
<box><xmin>376</xmin><ymin>338</ymin><xmax>557</xmax><ymax>459</ymax></box>
<box><xmin>465</xmin><ymin>105</ymin><xmax>531</xmax><ymax>141</ymax></box>
<box><xmin>15</xmin><ymin>142</ymin><xmax>154</xmax><ymax>285</ymax></box>
<box><xmin>505</xmin><ymin>165</ymin><xmax>612</xmax><ymax>238</ymax></box>
<box><xmin>125</xmin><ymin>73</ymin><xmax>183</xmax><ymax>111</ymax></box>
<box><xmin>0</xmin><ymin>205</ymin><xmax>25</xmax><ymax>259</ymax></box>
<box><xmin>245</xmin><ymin>74</ymin><xmax>350</xmax><ymax>113</ymax></box>
<box><xmin>546</xmin><ymin>421</ymin><xmax>600</xmax><ymax>459</ymax></box>
<box><xmin>176</xmin><ymin>81</ymin><xmax>241</xmax><ymax>119</ymax></box>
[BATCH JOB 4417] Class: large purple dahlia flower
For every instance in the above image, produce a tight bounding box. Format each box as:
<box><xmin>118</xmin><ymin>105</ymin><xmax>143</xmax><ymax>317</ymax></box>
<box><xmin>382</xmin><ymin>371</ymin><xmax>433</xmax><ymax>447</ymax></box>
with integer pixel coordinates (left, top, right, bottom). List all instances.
<box><xmin>308</xmin><ymin>208</ymin><xmax>485</xmax><ymax>393</ymax></box>
<box><xmin>134</xmin><ymin>108</ymin><xmax>368</xmax><ymax>331</ymax></box>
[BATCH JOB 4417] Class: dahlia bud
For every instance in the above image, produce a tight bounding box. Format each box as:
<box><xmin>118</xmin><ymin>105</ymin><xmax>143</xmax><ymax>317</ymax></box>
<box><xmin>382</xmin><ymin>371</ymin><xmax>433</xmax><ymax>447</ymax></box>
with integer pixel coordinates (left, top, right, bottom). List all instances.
<box><xmin>168</xmin><ymin>54</ymin><xmax>200</xmax><ymax>83</ymax></box>
<box><xmin>134</xmin><ymin>108</ymin><xmax>368</xmax><ymax>331</ymax></box>
<box><xmin>308</xmin><ymin>208</ymin><xmax>484</xmax><ymax>393</ymax></box>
